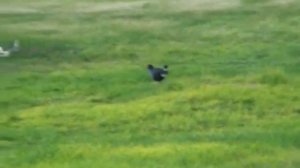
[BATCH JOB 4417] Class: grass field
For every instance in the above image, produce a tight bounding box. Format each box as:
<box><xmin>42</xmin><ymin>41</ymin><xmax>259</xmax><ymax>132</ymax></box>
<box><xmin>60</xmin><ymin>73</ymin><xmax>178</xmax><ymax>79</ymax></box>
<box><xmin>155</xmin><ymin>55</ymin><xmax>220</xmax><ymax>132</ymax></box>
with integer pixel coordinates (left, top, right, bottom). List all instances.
<box><xmin>1</xmin><ymin>0</ymin><xmax>300</xmax><ymax>167</ymax></box>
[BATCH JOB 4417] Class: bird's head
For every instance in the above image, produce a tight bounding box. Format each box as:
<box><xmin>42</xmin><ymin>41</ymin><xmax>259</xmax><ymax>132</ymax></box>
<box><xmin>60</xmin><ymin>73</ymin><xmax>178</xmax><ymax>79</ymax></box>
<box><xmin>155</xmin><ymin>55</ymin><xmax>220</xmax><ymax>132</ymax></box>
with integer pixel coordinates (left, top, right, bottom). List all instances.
<box><xmin>147</xmin><ymin>64</ymin><xmax>154</xmax><ymax>70</ymax></box>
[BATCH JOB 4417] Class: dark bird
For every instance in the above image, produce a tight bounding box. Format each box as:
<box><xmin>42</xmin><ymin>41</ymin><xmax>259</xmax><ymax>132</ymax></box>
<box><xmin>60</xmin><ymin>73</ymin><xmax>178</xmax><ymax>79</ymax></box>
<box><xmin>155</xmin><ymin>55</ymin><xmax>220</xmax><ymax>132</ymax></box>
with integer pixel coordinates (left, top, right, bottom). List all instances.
<box><xmin>147</xmin><ymin>64</ymin><xmax>168</xmax><ymax>82</ymax></box>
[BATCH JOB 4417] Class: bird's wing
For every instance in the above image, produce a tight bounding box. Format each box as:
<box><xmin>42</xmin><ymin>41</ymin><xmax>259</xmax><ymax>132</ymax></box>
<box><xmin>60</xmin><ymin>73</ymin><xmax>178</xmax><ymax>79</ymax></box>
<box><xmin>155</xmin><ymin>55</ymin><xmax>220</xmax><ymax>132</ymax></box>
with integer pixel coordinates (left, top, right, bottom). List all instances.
<box><xmin>160</xmin><ymin>73</ymin><xmax>167</xmax><ymax>77</ymax></box>
<box><xmin>160</xmin><ymin>69</ymin><xmax>168</xmax><ymax>77</ymax></box>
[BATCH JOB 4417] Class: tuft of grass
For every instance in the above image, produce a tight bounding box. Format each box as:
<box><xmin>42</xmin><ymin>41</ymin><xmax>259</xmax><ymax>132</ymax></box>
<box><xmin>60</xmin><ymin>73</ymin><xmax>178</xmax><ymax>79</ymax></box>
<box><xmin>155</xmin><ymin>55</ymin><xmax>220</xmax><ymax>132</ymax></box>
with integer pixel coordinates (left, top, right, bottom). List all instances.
<box><xmin>258</xmin><ymin>69</ymin><xmax>288</xmax><ymax>85</ymax></box>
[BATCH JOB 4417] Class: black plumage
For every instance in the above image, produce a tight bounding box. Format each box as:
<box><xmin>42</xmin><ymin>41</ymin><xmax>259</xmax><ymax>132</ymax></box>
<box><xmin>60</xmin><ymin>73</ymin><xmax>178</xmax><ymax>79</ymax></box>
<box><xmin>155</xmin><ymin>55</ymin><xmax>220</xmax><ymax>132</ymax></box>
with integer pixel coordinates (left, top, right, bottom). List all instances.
<box><xmin>147</xmin><ymin>64</ymin><xmax>168</xmax><ymax>82</ymax></box>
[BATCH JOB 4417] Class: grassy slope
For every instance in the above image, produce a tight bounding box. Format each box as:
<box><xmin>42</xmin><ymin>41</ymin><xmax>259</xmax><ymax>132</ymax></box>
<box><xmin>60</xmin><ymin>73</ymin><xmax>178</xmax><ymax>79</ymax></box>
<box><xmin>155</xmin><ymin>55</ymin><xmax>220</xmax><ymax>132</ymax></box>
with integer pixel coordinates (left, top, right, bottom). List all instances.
<box><xmin>1</xmin><ymin>0</ymin><xmax>300</xmax><ymax>167</ymax></box>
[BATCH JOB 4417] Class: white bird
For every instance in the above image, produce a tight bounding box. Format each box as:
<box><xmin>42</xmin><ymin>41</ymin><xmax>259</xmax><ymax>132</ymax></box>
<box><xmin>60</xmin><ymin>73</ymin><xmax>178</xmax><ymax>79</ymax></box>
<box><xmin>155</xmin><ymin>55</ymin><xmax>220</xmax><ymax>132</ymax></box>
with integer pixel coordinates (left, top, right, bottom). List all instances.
<box><xmin>0</xmin><ymin>40</ymin><xmax>20</xmax><ymax>57</ymax></box>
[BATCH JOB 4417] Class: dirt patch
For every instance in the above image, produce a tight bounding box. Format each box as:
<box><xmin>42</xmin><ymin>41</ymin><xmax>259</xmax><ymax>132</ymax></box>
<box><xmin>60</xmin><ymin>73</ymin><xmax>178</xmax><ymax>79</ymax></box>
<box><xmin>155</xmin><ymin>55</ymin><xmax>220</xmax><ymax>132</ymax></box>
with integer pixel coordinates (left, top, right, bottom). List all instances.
<box><xmin>0</xmin><ymin>1</ymin><xmax>147</xmax><ymax>14</ymax></box>
<box><xmin>0</xmin><ymin>6</ymin><xmax>39</xmax><ymax>14</ymax></box>
<box><xmin>111</xmin><ymin>18</ymin><xmax>173</xmax><ymax>30</ymax></box>
<box><xmin>74</xmin><ymin>1</ymin><xmax>149</xmax><ymax>13</ymax></box>
<box><xmin>0</xmin><ymin>1</ymin><xmax>62</xmax><ymax>14</ymax></box>
<box><xmin>166</xmin><ymin>0</ymin><xmax>241</xmax><ymax>12</ymax></box>
<box><xmin>270</xmin><ymin>0</ymin><xmax>295</xmax><ymax>5</ymax></box>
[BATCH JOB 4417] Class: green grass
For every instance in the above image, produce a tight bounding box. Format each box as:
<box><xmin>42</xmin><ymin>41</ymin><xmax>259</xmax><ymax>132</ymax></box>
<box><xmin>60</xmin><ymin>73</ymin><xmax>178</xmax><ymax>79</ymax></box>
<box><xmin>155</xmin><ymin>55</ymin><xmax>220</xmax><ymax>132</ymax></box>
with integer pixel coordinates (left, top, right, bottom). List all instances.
<box><xmin>1</xmin><ymin>0</ymin><xmax>300</xmax><ymax>167</ymax></box>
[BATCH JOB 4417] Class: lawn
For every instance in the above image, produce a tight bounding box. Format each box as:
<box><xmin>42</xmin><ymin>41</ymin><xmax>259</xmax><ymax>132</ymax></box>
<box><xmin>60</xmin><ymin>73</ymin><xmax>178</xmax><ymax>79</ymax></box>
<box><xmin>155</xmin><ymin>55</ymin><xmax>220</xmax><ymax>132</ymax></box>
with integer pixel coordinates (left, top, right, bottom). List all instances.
<box><xmin>1</xmin><ymin>0</ymin><xmax>300</xmax><ymax>167</ymax></box>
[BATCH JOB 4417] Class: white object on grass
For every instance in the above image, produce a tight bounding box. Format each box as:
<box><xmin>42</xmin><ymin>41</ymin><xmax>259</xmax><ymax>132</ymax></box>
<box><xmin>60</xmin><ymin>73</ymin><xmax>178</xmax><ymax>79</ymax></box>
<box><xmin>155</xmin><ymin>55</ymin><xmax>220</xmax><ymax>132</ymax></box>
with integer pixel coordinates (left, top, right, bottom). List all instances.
<box><xmin>0</xmin><ymin>40</ymin><xmax>20</xmax><ymax>57</ymax></box>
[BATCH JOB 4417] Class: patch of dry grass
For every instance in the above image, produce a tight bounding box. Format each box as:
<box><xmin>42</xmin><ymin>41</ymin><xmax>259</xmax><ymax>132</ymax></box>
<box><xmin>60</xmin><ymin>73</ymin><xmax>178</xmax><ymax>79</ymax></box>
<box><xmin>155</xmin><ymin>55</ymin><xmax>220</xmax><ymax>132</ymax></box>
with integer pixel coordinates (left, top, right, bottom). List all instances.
<box><xmin>163</xmin><ymin>0</ymin><xmax>241</xmax><ymax>12</ymax></box>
